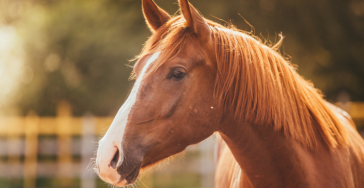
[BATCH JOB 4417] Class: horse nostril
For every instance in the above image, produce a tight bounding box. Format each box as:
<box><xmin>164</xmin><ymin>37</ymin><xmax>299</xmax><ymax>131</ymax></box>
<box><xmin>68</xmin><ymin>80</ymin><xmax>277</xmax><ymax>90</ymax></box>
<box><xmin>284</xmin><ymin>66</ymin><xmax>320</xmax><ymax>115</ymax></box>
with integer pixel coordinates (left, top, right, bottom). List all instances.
<box><xmin>109</xmin><ymin>147</ymin><xmax>119</xmax><ymax>169</ymax></box>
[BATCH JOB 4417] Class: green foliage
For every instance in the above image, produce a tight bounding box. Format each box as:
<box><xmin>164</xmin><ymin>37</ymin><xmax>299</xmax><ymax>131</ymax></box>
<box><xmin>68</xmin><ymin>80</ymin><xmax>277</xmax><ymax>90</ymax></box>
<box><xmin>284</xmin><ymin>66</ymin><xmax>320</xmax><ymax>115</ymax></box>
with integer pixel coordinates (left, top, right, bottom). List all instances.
<box><xmin>17</xmin><ymin>0</ymin><xmax>151</xmax><ymax>116</ymax></box>
<box><xmin>3</xmin><ymin>0</ymin><xmax>364</xmax><ymax>116</ymax></box>
<box><xmin>0</xmin><ymin>178</ymin><xmax>23</xmax><ymax>188</ymax></box>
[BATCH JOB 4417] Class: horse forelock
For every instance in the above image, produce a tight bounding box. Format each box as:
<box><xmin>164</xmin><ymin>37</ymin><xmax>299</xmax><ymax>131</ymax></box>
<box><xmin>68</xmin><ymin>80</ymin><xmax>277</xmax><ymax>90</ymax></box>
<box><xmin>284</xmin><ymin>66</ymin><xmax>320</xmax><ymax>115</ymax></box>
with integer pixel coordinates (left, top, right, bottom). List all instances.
<box><xmin>134</xmin><ymin>15</ymin><xmax>349</xmax><ymax>149</ymax></box>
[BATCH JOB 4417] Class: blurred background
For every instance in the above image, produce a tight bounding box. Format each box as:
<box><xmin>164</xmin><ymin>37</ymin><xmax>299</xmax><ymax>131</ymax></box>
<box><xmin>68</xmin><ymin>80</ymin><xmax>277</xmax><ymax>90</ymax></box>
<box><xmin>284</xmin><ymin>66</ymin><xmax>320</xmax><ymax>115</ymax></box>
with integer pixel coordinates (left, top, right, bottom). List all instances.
<box><xmin>0</xmin><ymin>0</ymin><xmax>363</xmax><ymax>187</ymax></box>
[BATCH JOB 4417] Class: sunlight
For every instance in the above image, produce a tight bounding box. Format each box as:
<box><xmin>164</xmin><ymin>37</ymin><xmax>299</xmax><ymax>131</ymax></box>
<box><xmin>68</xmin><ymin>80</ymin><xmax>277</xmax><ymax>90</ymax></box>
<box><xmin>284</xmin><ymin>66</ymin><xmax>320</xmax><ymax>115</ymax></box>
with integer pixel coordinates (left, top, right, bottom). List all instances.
<box><xmin>0</xmin><ymin>24</ymin><xmax>25</xmax><ymax>115</ymax></box>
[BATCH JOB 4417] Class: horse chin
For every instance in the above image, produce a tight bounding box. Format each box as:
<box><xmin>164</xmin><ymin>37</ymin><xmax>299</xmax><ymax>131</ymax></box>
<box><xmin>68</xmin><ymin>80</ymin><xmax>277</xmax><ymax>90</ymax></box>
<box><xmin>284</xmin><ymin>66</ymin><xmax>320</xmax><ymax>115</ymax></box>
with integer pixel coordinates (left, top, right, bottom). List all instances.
<box><xmin>124</xmin><ymin>164</ymin><xmax>141</xmax><ymax>185</ymax></box>
<box><xmin>120</xmin><ymin>148</ymin><xmax>186</xmax><ymax>185</ymax></box>
<box><xmin>116</xmin><ymin>161</ymin><xmax>142</xmax><ymax>186</ymax></box>
<box><xmin>116</xmin><ymin>160</ymin><xmax>160</xmax><ymax>186</ymax></box>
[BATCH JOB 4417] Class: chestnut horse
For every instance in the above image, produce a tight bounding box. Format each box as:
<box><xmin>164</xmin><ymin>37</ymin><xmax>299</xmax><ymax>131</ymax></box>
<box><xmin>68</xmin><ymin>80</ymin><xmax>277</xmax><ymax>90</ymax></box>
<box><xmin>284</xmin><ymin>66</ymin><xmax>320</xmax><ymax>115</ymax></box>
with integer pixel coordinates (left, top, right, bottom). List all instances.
<box><xmin>95</xmin><ymin>0</ymin><xmax>364</xmax><ymax>187</ymax></box>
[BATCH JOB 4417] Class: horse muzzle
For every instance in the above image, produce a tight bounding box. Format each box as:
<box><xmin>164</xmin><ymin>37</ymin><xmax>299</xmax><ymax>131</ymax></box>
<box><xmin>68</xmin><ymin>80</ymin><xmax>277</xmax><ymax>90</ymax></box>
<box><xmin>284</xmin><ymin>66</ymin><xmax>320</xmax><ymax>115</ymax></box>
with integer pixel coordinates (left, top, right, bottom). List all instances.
<box><xmin>96</xmin><ymin>144</ymin><xmax>144</xmax><ymax>186</ymax></box>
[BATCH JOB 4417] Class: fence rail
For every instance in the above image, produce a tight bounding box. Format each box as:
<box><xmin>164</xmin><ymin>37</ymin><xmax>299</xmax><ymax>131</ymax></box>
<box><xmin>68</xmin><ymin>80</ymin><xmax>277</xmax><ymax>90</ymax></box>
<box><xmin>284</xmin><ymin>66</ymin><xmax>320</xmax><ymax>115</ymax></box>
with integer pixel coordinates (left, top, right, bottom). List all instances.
<box><xmin>0</xmin><ymin>101</ymin><xmax>363</xmax><ymax>188</ymax></box>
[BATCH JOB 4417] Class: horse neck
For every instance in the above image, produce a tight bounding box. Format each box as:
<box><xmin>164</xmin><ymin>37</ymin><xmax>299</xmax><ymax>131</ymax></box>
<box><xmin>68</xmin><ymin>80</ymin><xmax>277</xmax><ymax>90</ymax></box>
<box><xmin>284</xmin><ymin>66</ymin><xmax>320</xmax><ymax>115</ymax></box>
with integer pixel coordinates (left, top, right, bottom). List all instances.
<box><xmin>218</xmin><ymin>114</ymin><xmax>317</xmax><ymax>188</ymax></box>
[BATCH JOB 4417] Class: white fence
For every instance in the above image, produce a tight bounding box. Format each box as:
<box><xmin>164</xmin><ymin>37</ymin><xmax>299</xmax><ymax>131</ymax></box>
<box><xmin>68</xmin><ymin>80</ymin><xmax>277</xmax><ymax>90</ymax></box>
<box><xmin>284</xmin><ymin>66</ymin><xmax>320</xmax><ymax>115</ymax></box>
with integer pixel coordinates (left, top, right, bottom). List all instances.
<box><xmin>0</xmin><ymin>102</ymin><xmax>216</xmax><ymax>188</ymax></box>
<box><xmin>0</xmin><ymin>101</ymin><xmax>363</xmax><ymax>188</ymax></box>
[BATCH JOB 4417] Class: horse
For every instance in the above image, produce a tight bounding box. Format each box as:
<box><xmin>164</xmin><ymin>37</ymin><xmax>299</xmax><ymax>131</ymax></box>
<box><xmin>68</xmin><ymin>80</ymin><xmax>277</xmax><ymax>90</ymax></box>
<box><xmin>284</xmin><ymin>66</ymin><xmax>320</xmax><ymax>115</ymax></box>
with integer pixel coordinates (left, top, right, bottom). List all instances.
<box><xmin>95</xmin><ymin>0</ymin><xmax>364</xmax><ymax>187</ymax></box>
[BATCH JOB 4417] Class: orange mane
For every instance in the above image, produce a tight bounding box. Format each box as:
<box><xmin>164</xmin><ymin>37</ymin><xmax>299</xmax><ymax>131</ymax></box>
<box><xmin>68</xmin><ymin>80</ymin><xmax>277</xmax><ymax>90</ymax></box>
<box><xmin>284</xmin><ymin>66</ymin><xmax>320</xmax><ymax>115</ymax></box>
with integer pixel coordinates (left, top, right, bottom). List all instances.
<box><xmin>136</xmin><ymin>16</ymin><xmax>348</xmax><ymax>149</ymax></box>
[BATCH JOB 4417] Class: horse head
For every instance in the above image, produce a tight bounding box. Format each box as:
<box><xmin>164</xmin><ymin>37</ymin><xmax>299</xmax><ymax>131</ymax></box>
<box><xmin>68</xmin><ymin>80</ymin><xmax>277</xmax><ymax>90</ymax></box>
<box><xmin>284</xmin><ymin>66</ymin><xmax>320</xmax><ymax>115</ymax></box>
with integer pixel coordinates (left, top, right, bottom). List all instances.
<box><xmin>96</xmin><ymin>0</ymin><xmax>221</xmax><ymax>186</ymax></box>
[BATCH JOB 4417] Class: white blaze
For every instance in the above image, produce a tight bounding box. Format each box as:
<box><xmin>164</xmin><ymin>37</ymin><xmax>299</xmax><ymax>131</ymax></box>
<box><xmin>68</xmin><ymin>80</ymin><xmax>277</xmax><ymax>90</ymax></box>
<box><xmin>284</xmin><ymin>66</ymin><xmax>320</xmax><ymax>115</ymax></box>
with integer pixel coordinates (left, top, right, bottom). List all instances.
<box><xmin>97</xmin><ymin>52</ymin><xmax>161</xmax><ymax>167</ymax></box>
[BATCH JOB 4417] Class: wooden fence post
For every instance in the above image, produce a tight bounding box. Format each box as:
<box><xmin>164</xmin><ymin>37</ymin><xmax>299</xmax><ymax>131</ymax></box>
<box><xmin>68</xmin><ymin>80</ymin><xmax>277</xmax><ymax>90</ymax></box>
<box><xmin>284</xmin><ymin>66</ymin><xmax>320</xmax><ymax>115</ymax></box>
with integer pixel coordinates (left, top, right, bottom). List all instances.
<box><xmin>81</xmin><ymin>114</ymin><xmax>96</xmax><ymax>188</ymax></box>
<box><xmin>6</xmin><ymin>117</ymin><xmax>23</xmax><ymax>178</ymax></box>
<box><xmin>57</xmin><ymin>101</ymin><xmax>73</xmax><ymax>187</ymax></box>
<box><xmin>24</xmin><ymin>111</ymin><xmax>39</xmax><ymax>188</ymax></box>
<box><xmin>198</xmin><ymin>136</ymin><xmax>215</xmax><ymax>188</ymax></box>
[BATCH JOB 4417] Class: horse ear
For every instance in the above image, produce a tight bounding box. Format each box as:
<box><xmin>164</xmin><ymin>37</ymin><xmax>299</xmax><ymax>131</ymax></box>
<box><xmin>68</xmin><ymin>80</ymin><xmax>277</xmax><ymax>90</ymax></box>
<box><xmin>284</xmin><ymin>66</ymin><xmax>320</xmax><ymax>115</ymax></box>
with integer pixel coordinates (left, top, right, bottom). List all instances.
<box><xmin>179</xmin><ymin>0</ymin><xmax>211</xmax><ymax>41</ymax></box>
<box><xmin>142</xmin><ymin>0</ymin><xmax>171</xmax><ymax>32</ymax></box>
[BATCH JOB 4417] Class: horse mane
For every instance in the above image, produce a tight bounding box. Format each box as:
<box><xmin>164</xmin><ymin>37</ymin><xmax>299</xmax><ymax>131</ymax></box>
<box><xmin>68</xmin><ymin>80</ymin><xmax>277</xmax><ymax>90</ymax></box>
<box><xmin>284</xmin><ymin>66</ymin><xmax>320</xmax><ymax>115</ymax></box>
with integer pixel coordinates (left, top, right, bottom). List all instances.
<box><xmin>136</xmin><ymin>16</ymin><xmax>348</xmax><ymax>149</ymax></box>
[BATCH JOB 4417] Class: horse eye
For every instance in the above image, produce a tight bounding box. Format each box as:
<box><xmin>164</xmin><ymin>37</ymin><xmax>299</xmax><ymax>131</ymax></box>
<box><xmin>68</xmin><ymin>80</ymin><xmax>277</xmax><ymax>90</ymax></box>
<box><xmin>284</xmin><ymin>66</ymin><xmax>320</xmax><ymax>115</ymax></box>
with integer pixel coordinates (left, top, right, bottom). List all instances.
<box><xmin>170</xmin><ymin>69</ymin><xmax>186</xmax><ymax>80</ymax></box>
